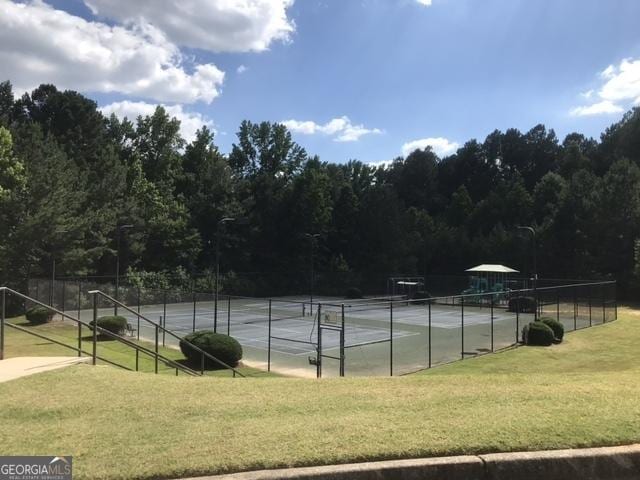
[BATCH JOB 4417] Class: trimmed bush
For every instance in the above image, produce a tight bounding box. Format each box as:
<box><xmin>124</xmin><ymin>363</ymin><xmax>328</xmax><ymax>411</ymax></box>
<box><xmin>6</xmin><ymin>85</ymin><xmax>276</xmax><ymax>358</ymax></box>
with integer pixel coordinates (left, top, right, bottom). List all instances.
<box><xmin>345</xmin><ymin>287</ymin><xmax>363</xmax><ymax>299</ymax></box>
<box><xmin>25</xmin><ymin>306</ymin><xmax>54</xmax><ymax>325</ymax></box>
<box><xmin>180</xmin><ymin>330</ymin><xmax>243</xmax><ymax>369</ymax></box>
<box><xmin>89</xmin><ymin>315</ymin><xmax>128</xmax><ymax>336</ymax></box>
<box><xmin>522</xmin><ymin>321</ymin><xmax>555</xmax><ymax>346</ymax></box>
<box><xmin>508</xmin><ymin>296</ymin><xmax>537</xmax><ymax>314</ymax></box>
<box><xmin>540</xmin><ymin>316</ymin><xmax>565</xmax><ymax>343</ymax></box>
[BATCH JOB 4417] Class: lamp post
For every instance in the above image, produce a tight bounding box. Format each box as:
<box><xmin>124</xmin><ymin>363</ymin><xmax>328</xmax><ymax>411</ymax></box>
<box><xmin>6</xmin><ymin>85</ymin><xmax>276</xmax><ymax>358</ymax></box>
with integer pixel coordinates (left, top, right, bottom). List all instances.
<box><xmin>215</xmin><ymin>217</ymin><xmax>236</xmax><ymax>333</ymax></box>
<box><xmin>304</xmin><ymin>233</ymin><xmax>320</xmax><ymax>315</ymax></box>
<box><xmin>517</xmin><ymin>226</ymin><xmax>537</xmax><ymax>319</ymax></box>
<box><xmin>115</xmin><ymin>224</ymin><xmax>134</xmax><ymax>314</ymax></box>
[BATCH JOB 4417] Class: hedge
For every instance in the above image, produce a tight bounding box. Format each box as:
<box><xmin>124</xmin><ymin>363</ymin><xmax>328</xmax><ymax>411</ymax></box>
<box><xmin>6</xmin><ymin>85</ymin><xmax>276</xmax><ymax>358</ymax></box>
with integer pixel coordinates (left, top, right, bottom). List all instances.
<box><xmin>89</xmin><ymin>315</ymin><xmax>128</xmax><ymax>336</ymax></box>
<box><xmin>522</xmin><ymin>321</ymin><xmax>555</xmax><ymax>346</ymax></box>
<box><xmin>179</xmin><ymin>330</ymin><xmax>243</xmax><ymax>369</ymax></box>
<box><xmin>540</xmin><ymin>316</ymin><xmax>565</xmax><ymax>343</ymax></box>
<box><xmin>25</xmin><ymin>306</ymin><xmax>54</xmax><ymax>325</ymax></box>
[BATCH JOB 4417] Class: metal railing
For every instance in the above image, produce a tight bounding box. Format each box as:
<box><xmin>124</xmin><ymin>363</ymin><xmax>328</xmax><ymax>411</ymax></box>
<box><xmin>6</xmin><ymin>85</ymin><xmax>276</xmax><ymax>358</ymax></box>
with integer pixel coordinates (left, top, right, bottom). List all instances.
<box><xmin>87</xmin><ymin>290</ymin><xmax>245</xmax><ymax>377</ymax></box>
<box><xmin>0</xmin><ymin>287</ymin><xmax>202</xmax><ymax>376</ymax></box>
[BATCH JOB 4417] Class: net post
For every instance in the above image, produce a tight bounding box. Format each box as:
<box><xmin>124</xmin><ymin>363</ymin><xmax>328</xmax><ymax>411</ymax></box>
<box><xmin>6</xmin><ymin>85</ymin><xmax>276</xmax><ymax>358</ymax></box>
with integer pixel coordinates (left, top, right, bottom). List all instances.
<box><xmin>340</xmin><ymin>303</ymin><xmax>345</xmax><ymax>377</ymax></box>
<box><xmin>91</xmin><ymin>292</ymin><xmax>97</xmax><ymax>365</ymax></box>
<box><xmin>461</xmin><ymin>296</ymin><xmax>465</xmax><ymax>360</ymax></box>
<box><xmin>389</xmin><ymin>302</ymin><xmax>393</xmax><ymax>377</ymax></box>
<box><xmin>227</xmin><ymin>295</ymin><xmax>231</xmax><ymax>335</ymax></box>
<box><xmin>317</xmin><ymin>303</ymin><xmax>322</xmax><ymax>378</ymax></box>
<box><xmin>267</xmin><ymin>299</ymin><xmax>272</xmax><ymax>372</ymax></box>
<box><xmin>428</xmin><ymin>299</ymin><xmax>432</xmax><ymax>369</ymax></box>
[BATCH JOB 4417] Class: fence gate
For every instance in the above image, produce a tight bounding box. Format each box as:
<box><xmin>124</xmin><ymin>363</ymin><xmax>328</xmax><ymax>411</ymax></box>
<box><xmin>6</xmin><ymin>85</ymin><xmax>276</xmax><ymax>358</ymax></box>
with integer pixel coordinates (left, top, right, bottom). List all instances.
<box><xmin>316</xmin><ymin>305</ymin><xmax>345</xmax><ymax>378</ymax></box>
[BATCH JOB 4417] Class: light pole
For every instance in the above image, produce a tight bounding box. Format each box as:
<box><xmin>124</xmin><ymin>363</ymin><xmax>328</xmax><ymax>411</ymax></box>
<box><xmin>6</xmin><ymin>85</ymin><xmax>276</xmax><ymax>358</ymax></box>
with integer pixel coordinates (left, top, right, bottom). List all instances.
<box><xmin>517</xmin><ymin>226</ymin><xmax>537</xmax><ymax>319</ymax></box>
<box><xmin>215</xmin><ymin>217</ymin><xmax>236</xmax><ymax>333</ymax></box>
<box><xmin>304</xmin><ymin>233</ymin><xmax>320</xmax><ymax>315</ymax></box>
<box><xmin>115</xmin><ymin>224</ymin><xmax>134</xmax><ymax>314</ymax></box>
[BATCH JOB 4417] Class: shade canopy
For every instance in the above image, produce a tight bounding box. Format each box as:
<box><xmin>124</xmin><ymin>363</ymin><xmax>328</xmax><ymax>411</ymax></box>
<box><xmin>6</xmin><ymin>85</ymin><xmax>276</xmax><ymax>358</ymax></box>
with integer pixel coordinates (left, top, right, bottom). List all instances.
<box><xmin>465</xmin><ymin>264</ymin><xmax>519</xmax><ymax>273</ymax></box>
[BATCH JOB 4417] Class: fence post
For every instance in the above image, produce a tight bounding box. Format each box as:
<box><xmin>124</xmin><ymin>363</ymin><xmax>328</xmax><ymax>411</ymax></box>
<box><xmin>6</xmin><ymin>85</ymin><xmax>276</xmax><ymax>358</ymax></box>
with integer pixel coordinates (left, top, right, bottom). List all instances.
<box><xmin>154</xmin><ymin>324</ymin><xmax>159</xmax><ymax>374</ymax></box>
<box><xmin>389</xmin><ymin>302</ymin><xmax>393</xmax><ymax>377</ymax></box>
<box><xmin>62</xmin><ymin>280</ymin><xmax>66</xmax><ymax>314</ymax></box>
<box><xmin>490</xmin><ymin>295</ymin><xmax>494</xmax><ymax>352</ymax></box>
<box><xmin>614</xmin><ymin>282</ymin><xmax>618</xmax><ymax>320</ymax></box>
<box><xmin>227</xmin><ymin>295</ymin><xmax>231</xmax><ymax>336</ymax></box>
<box><xmin>192</xmin><ymin>290</ymin><xmax>197</xmax><ymax>333</ymax></box>
<box><xmin>77</xmin><ymin>280</ymin><xmax>82</xmax><ymax>321</ymax></box>
<box><xmin>137</xmin><ymin>287</ymin><xmax>141</xmax><ymax>340</ymax></box>
<box><xmin>461</xmin><ymin>297</ymin><xmax>465</xmax><ymax>360</ymax></box>
<box><xmin>92</xmin><ymin>293</ymin><xmax>97</xmax><ymax>366</ymax></box>
<box><xmin>573</xmin><ymin>289</ymin><xmax>577</xmax><ymax>331</ymax></box>
<box><xmin>201</xmin><ymin>352</ymin><xmax>205</xmax><ymax>375</ymax></box>
<box><xmin>602</xmin><ymin>287</ymin><xmax>606</xmax><ymax>323</ymax></box>
<box><xmin>267</xmin><ymin>299</ymin><xmax>272</xmax><ymax>372</ymax></box>
<box><xmin>161</xmin><ymin>315</ymin><xmax>166</xmax><ymax>346</ymax></box>
<box><xmin>340</xmin><ymin>303</ymin><xmax>345</xmax><ymax>377</ymax></box>
<box><xmin>556</xmin><ymin>291</ymin><xmax>560</xmax><ymax>323</ymax></box>
<box><xmin>163</xmin><ymin>290</ymin><xmax>167</xmax><ymax>343</ymax></box>
<box><xmin>516</xmin><ymin>302</ymin><xmax>520</xmax><ymax>344</ymax></box>
<box><xmin>317</xmin><ymin>303</ymin><xmax>322</xmax><ymax>378</ymax></box>
<box><xmin>589</xmin><ymin>285</ymin><xmax>593</xmax><ymax>327</ymax></box>
<box><xmin>1</xmin><ymin>289</ymin><xmax>5</xmax><ymax>360</ymax></box>
<box><xmin>428</xmin><ymin>299</ymin><xmax>432</xmax><ymax>369</ymax></box>
<box><xmin>135</xmin><ymin>350</ymin><xmax>139</xmax><ymax>372</ymax></box>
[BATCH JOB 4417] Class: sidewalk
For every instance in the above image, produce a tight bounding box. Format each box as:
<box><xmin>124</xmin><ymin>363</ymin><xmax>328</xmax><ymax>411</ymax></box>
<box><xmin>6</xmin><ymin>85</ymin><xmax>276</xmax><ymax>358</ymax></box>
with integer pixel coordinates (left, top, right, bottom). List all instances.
<box><xmin>0</xmin><ymin>356</ymin><xmax>90</xmax><ymax>383</ymax></box>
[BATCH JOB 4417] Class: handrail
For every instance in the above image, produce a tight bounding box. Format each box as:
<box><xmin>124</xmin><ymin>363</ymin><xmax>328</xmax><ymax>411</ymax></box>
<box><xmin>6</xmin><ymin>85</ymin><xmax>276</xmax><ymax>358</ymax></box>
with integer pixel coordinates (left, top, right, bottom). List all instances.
<box><xmin>0</xmin><ymin>286</ymin><xmax>199</xmax><ymax>376</ymax></box>
<box><xmin>4</xmin><ymin>322</ymin><xmax>133</xmax><ymax>371</ymax></box>
<box><xmin>88</xmin><ymin>290</ymin><xmax>245</xmax><ymax>378</ymax></box>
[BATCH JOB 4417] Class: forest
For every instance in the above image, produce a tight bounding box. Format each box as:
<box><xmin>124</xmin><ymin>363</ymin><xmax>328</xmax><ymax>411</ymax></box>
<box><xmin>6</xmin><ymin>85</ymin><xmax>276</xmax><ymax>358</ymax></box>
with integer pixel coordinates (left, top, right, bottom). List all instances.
<box><xmin>0</xmin><ymin>81</ymin><xmax>639</xmax><ymax>296</ymax></box>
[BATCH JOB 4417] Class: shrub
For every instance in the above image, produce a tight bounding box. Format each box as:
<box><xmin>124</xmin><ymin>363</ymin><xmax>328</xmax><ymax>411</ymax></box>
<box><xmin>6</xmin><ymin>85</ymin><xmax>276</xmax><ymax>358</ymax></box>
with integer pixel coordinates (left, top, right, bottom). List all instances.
<box><xmin>540</xmin><ymin>316</ymin><xmax>564</xmax><ymax>343</ymax></box>
<box><xmin>180</xmin><ymin>330</ymin><xmax>243</xmax><ymax>369</ymax></box>
<box><xmin>25</xmin><ymin>306</ymin><xmax>54</xmax><ymax>325</ymax></box>
<box><xmin>89</xmin><ymin>315</ymin><xmax>128</xmax><ymax>336</ymax></box>
<box><xmin>345</xmin><ymin>287</ymin><xmax>363</xmax><ymax>299</ymax></box>
<box><xmin>522</xmin><ymin>321</ymin><xmax>555</xmax><ymax>346</ymax></box>
<box><xmin>508</xmin><ymin>296</ymin><xmax>537</xmax><ymax>314</ymax></box>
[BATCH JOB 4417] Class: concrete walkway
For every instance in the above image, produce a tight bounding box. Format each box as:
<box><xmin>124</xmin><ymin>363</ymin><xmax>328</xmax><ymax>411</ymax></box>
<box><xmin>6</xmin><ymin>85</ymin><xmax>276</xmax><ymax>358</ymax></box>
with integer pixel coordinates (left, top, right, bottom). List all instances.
<box><xmin>179</xmin><ymin>444</ymin><xmax>640</xmax><ymax>480</ymax></box>
<box><xmin>0</xmin><ymin>356</ymin><xmax>90</xmax><ymax>383</ymax></box>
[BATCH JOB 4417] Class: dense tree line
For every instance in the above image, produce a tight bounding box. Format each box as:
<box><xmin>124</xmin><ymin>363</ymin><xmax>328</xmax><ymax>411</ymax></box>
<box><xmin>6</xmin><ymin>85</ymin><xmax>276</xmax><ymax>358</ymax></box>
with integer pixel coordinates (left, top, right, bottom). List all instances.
<box><xmin>0</xmin><ymin>81</ymin><xmax>639</xmax><ymax>296</ymax></box>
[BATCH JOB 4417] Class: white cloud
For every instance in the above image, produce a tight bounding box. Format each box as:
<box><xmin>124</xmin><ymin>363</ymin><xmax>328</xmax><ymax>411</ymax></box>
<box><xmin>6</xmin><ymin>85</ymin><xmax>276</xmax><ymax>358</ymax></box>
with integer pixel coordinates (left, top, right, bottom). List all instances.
<box><xmin>570</xmin><ymin>57</ymin><xmax>640</xmax><ymax>117</ymax></box>
<box><xmin>580</xmin><ymin>89</ymin><xmax>594</xmax><ymax>99</ymax></box>
<box><xmin>237</xmin><ymin>65</ymin><xmax>248</xmax><ymax>74</ymax></box>
<box><xmin>101</xmin><ymin>101</ymin><xmax>215</xmax><ymax>143</ymax></box>
<box><xmin>0</xmin><ymin>0</ymin><xmax>224</xmax><ymax>104</ymax></box>
<box><xmin>416</xmin><ymin>0</ymin><xmax>433</xmax><ymax>5</ymax></box>
<box><xmin>570</xmin><ymin>101</ymin><xmax>624</xmax><ymax>117</ymax></box>
<box><xmin>84</xmin><ymin>0</ymin><xmax>295</xmax><ymax>53</ymax></box>
<box><xmin>402</xmin><ymin>137</ymin><xmax>459</xmax><ymax>157</ymax></box>
<box><xmin>282</xmin><ymin>116</ymin><xmax>383</xmax><ymax>142</ymax></box>
<box><xmin>600</xmin><ymin>64</ymin><xmax>616</xmax><ymax>79</ymax></box>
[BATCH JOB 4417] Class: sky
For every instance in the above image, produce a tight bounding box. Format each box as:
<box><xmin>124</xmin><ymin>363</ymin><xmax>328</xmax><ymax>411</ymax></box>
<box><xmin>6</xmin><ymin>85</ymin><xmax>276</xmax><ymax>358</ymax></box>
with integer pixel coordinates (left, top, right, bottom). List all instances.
<box><xmin>1</xmin><ymin>0</ymin><xmax>640</xmax><ymax>164</ymax></box>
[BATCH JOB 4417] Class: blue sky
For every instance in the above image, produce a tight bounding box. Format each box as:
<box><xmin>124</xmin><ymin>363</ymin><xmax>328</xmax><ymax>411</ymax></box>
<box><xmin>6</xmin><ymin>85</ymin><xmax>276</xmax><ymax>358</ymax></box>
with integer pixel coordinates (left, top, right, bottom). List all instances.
<box><xmin>2</xmin><ymin>0</ymin><xmax>640</xmax><ymax>163</ymax></box>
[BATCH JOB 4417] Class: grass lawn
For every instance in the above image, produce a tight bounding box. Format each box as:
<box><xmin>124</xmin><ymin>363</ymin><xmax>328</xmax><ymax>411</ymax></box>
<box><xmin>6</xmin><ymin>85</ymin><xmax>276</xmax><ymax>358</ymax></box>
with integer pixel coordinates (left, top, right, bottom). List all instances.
<box><xmin>2</xmin><ymin>317</ymin><xmax>273</xmax><ymax>378</ymax></box>
<box><xmin>0</xmin><ymin>309</ymin><xmax>638</xmax><ymax>480</ymax></box>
